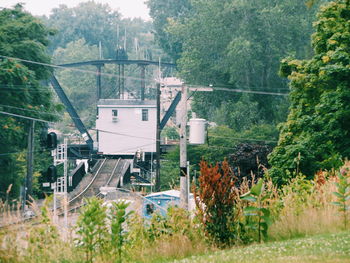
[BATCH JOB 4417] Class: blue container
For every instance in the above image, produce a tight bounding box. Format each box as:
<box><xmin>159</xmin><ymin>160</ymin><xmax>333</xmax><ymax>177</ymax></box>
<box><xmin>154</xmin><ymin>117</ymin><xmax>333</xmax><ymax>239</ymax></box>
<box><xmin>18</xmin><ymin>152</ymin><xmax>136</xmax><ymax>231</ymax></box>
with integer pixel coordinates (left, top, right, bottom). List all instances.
<box><xmin>142</xmin><ymin>190</ymin><xmax>180</xmax><ymax>218</ymax></box>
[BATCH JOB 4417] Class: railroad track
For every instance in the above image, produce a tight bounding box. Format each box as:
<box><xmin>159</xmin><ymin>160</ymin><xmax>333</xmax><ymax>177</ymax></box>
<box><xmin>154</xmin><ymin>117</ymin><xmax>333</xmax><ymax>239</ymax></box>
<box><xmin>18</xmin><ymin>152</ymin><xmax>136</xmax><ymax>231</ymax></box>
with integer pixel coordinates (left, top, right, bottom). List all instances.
<box><xmin>0</xmin><ymin>158</ymin><xmax>130</xmax><ymax>228</ymax></box>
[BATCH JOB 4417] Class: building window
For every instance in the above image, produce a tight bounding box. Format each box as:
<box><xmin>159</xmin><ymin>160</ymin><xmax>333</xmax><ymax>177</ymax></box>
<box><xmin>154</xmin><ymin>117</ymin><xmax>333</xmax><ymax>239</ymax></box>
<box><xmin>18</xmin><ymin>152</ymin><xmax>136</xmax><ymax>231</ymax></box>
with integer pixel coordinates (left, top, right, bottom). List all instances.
<box><xmin>142</xmin><ymin>109</ymin><xmax>148</xmax><ymax>121</ymax></box>
<box><xmin>112</xmin><ymin>110</ymin><xmax>118</xmax><ymax>117</ymax></box>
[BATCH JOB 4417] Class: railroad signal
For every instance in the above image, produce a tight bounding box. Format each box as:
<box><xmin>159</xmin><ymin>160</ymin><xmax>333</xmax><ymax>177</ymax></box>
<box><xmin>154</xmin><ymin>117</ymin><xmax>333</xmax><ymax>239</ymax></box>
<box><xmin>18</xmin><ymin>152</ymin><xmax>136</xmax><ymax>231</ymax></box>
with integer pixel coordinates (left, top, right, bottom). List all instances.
<box><xmin>47</xmin><ymin>165</ymin><xmax>57</xmax><ymax>183</ymax></box>
<box><xmin>47</xmin><ymin>132</ymin><xmax>57</xmax><ymax>150</ymax></box>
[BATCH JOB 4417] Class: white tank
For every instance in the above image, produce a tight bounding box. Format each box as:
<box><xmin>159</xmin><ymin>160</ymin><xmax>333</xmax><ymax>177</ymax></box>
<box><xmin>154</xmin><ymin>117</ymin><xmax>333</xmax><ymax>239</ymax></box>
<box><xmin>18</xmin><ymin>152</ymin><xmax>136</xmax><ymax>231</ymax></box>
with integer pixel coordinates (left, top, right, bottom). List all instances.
<box><xmin>189</xmin><ymin>118</ymin><xmax>206</xmax><ymax>144</ymax></box>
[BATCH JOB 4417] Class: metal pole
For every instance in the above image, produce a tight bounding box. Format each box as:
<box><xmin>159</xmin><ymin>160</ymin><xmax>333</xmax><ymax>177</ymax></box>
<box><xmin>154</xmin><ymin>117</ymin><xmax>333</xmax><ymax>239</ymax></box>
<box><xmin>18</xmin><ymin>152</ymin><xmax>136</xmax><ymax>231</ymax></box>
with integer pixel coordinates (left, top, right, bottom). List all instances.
<box><xmin>63</xmin><ymin>138</ymin><xmax>68</xmax><ymax>228</ymax></box>
<box><xmin>141</xmin><ymin>65</ymin><xmax>145</xmax><ymax>101</ymax></box>
<box><xmin>180</xmin><ymin>84</ymin><xmax>188</xmax><ymax>209</ymax></box>
<box><xmin>53</xmin><ymin>182</ymin><xmax>57</xmax><ymax>224</ymax></box>
<box><xmin>118</xmin><ymin>64</ymin><xmax>121</xmax><ymax>99</ymax></box>
<box><xmin>150</xmin><ymin>151</ymin><xmax>153</xmax><ymax>193</ymax></box>
<box><xmin>96</xmin><ymin>65</ymin><xmax>102</xmax><ymax>100</ymax></box>
<box><xmin>26</xmin><ymin>120</ymin><xmax>35</xmax><ymax>203</ymax></box>
<box><xmin>155</xmin><ymin>83</ymin><xmax>161</xmax><ymax>191</ymax></box>
<box><xmin>121</xmin><ymin>65</ymin><xmax>125</xmax><ymax>99</ymax></box>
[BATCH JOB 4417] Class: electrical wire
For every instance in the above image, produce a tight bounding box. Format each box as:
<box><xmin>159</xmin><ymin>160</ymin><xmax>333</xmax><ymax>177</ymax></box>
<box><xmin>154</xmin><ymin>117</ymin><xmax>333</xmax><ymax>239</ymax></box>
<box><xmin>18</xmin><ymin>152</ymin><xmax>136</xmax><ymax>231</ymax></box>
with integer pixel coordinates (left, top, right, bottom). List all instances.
<box><xmin>0</xmin><ymin>147</ymin><xmax>49</xmax><ymax>157</ymax></box>
<box><xmin>0</xmin><ymin>55</ymin><xmax>291</xmax><ymax>96</ymax></box>
<box><xmin>209</xmin><ymin>134</ymin><xmax>278</xmax><ymax>143</ymax></box>
<box><xmin>0</xmin><ymin>111</ymin><xmax>54</xmax><ymax>123</ymax></box>
<box><xmin>0</xmin><ymin>104</ymin><xmax>280</xmax><ymax>143</ymax></box>
<box><xmin>0</xmin><ymin>55</ymin><xmax>157</xmax><ymax>82</ymax></box>
<box><xmin>93</xmin><ymin>128</ymin><xmax>157</xmax><ymax>141</ymax></box>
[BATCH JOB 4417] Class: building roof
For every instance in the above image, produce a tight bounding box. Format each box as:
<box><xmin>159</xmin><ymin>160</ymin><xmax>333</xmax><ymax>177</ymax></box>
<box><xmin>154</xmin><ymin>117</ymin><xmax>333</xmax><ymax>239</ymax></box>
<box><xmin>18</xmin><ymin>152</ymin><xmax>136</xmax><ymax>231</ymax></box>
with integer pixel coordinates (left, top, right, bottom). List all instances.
<box><xmin>98</xmin><ymin>99</ymin><xmax>156</xmax><ymax>107</ymax></box>
<box><xmin>146</xmin><ymin>190</ymin><xmax>194</xmax><ymax>199</ymax></box>
<box><xmin>146</xmin><ymin>190</ymin><xmax>180</xmax><ymax>198</ymax></box>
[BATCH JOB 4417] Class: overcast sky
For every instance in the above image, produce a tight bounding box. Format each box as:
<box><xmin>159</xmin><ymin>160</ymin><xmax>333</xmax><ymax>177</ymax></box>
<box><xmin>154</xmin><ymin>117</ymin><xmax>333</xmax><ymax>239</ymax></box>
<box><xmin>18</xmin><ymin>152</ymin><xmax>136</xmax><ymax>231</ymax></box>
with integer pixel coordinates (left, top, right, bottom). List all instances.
<box><xmin>0</xmin><ymin>0</ymin><xmax>151</xmax><ymax>20</ymax></box>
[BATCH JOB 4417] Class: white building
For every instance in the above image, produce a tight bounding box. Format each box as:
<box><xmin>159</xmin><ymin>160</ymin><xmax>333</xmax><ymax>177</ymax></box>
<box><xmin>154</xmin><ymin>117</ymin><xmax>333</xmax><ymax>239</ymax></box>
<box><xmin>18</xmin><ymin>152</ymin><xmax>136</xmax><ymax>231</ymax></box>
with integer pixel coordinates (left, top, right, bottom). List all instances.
<box><xmin>96</xmin><ymin>99</ymin><xmax>156</xmax><ymax>155</ymax></box>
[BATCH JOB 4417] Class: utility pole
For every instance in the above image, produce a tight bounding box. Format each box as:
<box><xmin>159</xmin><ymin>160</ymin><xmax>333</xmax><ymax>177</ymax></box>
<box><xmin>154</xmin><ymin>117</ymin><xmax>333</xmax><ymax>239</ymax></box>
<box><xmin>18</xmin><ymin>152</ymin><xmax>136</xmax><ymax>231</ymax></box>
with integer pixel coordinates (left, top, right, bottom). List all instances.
<box><xmin>155</xmin><ymin>83</ymin><xmax>161</xmax><ymax>191</ymax></box>
<box><xmin>180</xmin><ymin>84</ymin><xmax>188</xmax><ymax>209</ymax></box>
<box><xmin>25</xmin><ymin>120</ymin><xmax>35</xmax><ymax>206</ymax></box>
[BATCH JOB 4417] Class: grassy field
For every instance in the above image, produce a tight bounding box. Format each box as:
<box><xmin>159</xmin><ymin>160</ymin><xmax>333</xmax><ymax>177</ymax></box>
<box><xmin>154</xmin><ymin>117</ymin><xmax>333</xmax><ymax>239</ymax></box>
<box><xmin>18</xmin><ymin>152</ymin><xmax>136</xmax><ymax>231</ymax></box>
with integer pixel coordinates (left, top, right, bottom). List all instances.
<box><xmin>173</xmin><ymin>231</ymin><xmax>350</xmax><ymax>263</ymax></box>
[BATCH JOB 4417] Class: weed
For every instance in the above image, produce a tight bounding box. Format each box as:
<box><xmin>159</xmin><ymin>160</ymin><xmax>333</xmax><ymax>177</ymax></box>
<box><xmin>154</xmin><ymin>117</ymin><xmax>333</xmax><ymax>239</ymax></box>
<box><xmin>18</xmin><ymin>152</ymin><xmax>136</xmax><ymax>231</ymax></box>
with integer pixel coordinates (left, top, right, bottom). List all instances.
<box><xmin>332</xmin><ymin>164</ymin><xmax>350</xmax><ymax>230</ymax></box>
<box><xmin>241</xmin><ymin>178</ymin><xmax>272</xmax><ymax>242</ymax></box>
<box><xmin>75</xmin><ymin>197</ymin><xmax>108</xmax><ymax>263</ymax></box>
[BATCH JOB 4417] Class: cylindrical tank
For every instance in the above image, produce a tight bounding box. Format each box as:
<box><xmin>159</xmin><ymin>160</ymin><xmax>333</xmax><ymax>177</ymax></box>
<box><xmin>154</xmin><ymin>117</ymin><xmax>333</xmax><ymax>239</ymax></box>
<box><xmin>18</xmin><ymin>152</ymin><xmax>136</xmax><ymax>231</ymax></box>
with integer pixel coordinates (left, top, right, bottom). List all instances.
<box><xmin>189</xmin><ymin>118</ymin><xmax>206</xmax><ymax>144</ymax></box>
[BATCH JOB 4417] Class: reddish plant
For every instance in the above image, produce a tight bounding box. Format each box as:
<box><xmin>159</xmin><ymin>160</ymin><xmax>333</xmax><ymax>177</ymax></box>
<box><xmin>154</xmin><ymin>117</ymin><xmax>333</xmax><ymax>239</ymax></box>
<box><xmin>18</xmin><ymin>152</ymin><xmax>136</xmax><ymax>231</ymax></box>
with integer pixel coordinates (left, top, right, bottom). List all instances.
<box><xmin>194</xmin><ymin>160</ymin><xmax>237</xmax><ymax>246</ymax></box>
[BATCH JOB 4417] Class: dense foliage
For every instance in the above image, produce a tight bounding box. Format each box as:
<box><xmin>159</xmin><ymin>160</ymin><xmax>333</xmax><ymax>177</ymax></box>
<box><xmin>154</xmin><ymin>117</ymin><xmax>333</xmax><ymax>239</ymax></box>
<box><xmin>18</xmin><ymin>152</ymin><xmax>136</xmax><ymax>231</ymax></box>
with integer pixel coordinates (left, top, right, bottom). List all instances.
<box><xmin>229</xmin><ymin>143</ymin><xmax>273</xmax><ymax>184</ymax></box>
<box><xmin>146</xmin><ymin>0</ymin><xmax>192</xmax><ymax>61</ymax></box>
<box><xmin>269</xmin><ymin>0</ymin><xmax>350</xmax><ymax>183</ymax></box>
<box><xmin>161</xmin><ymin>125</ymin><xmax>277</xmax><ymax>190</ymax></box>
<box><xmin>148</xmin><ymin>0</ymin><xmax>326</xmax><ymax>132</ymax></box>
<box><xmin>0</xmin><ymin>5</ymin><xmax>57</xmax><ymax>198</ymax></box>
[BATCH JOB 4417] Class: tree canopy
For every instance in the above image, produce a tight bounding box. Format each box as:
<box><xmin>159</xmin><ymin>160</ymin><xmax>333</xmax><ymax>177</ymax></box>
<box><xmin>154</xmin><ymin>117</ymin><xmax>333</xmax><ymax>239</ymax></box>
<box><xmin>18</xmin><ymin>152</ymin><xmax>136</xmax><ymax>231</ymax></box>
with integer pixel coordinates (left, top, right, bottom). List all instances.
<box><xmin>0</xmin><ymin>5</ymin><xmax>57</xmax><ymax>198</ymax></box>
<box><xmin>149</xmin><ymin>0</ymin><xmax>325</xmax><ymax>132</ymax></box>
<box><xmin>269</xmin><ymin>0</ymin><xmax>350</xmax><ymax>183</ymax></box>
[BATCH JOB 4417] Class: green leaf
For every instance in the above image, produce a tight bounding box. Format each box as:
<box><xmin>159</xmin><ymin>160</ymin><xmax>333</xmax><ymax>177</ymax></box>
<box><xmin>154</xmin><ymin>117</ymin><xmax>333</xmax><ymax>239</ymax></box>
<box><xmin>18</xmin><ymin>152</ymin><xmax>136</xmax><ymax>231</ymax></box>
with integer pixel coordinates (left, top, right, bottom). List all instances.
<box><xmin>240</xmin><ymin>191</ymin><xmax>251</xmax><ymax>198</ymax></box>
<box><xmin>332</xmin><ymin>201</ymin><xmax>342</xmax><ymax>206</ymax></box>
<box><xmin>244</xmin><ymin>206</ymin><xmax>259</xmax><ymax>213</ymax></box>
<box><xmin>244</xmin><ymin>212</ymin><xmax>258</xmax><ymax>216</ymax></box>
<box><xmin>333</xmin><ymin>192</ymin><xmax>344</xmax><ymax>198</ymax></box>
<box><xmin>241</xmin><ymin>195</ymin><xmax>257</xmax><ymax>202</ymax></box>
<box><xmin>261</xmin><ymin>195</ymin><xmax>269</xmax><ymax>202</ymax></box>
<box><xmin>261</xmin><ymin>216</ymin><xmax>272</xmax><ymax>226</ymax></box>
<box><xmin>261</xmin><ymin>208</ymin><xmax>270</xmax><ymax>217</ymax></box>
<box><xmin>251</xmin><ymin>178</ymin><xmax>264</xmax><ymax>196</ymax></box>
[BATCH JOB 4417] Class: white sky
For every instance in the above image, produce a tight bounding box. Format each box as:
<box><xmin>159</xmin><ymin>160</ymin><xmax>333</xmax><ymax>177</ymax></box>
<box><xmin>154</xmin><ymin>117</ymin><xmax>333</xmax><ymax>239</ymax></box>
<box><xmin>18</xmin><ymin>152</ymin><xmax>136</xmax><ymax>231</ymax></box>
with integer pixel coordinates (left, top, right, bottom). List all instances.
<box><xmin>0</xmin><ymin>0</ymin><xmax>151</xmax><ymax>20</ymax></box>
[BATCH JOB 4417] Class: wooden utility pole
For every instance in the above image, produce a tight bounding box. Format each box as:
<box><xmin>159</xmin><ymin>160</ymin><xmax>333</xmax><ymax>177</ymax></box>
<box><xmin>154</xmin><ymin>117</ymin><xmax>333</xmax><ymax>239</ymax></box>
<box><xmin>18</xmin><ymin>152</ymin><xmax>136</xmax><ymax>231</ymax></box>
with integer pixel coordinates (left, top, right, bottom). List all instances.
<box><xmin>180</xmin><ymin>84</ymin><xmax>188</xmax><ymax>209</ymax></box>
<box><xmin>155</xmin><ymin>83</ymin><xmax>161</xmax><ymax>191</ymax></box>
<box><xmin>25</xmin><ymin>120</ymin><xmax>35</xmax><ymax>203</ymax></box>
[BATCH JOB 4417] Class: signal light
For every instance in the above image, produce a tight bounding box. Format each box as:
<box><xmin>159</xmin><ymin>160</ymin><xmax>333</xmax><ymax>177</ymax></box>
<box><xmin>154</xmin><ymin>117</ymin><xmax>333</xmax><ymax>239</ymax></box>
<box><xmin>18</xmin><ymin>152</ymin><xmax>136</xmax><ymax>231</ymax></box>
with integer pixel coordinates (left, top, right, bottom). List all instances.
<box><xmin>47</xmin><ymin>132</ymin><xmax>57</xmax><ymax>150</ymax></box>
<box><xmin>47</xmin><ymin>165</ymin><xmax>57</xmax><ymax>183</ymax></box>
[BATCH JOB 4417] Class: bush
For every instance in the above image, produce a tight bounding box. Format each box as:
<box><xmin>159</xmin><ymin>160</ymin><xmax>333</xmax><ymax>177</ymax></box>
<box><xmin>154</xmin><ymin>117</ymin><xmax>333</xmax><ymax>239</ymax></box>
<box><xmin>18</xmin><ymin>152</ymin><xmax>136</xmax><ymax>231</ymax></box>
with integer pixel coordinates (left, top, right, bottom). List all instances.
<box><xmin>75</xmin><ymin>197</ymin><xmax>108</xmax><ymax>263</ymax></box>
<box><xmin>194</xmin><ymin>160</ymin><xmax>238</xmax><ymax>247</ymax></box>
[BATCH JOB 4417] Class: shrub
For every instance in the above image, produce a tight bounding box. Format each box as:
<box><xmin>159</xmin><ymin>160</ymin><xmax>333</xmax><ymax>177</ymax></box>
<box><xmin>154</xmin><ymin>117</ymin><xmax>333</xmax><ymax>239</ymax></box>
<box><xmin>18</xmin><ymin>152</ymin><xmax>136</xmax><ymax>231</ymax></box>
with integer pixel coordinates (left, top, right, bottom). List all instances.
<box><xmin>194</xmin><ymin>160</ymin><xmax>238</xmax><ymax>247</ymax></box>
<box><xmin>108</xmin><ymin>201</ymin><xmax>133</xmax><ymax>263</ymax></box>
<box><xmin>75</xmin><ymin>197</ymin><xmax>108</xmax><ymax>263</ymax></box>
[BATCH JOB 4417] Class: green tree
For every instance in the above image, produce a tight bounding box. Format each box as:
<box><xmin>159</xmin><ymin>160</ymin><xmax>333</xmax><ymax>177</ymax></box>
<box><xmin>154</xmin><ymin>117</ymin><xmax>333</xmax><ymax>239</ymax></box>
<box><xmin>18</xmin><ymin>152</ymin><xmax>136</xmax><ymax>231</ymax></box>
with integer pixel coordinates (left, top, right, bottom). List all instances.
<box><xmin>269</xmin><ymin>0</ymin><xmax>350</xmax><ymax>183</ymax></box>
<box><xmin>161</xmin><ymin>125</ymin><xmax>277</xmax><ymax>190</ymax></box>
<box><xmin>146</xmin><ymin>0</ymin><xmax>192</xmax><ymax>61</ymax></box>
<box><xmin>0</xmin><ymin>5</ymin><xmax>57</xmax><ymax>198</ymax></box>
<box><xmin>52</xmin><ymin>39</ymin><xmax>99</xmax><ymax>130</ymax></box>
<box><xmin>151</xmin><ymin>0</ymin><xmax>327</xmax><ymax>130</ymax></box>
<box><xmin>44</xmin><ymin>2</ymin><xmax>121</xmax><ymax>57</ymax></box>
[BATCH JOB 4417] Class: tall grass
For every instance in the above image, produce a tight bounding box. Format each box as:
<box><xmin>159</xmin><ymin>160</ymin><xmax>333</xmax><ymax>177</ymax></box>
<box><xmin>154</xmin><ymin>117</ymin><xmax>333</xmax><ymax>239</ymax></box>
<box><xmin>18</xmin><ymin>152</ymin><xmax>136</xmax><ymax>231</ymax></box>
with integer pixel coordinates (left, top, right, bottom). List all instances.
<box><xmin>0</xmin><ymin>163</ymin><xmax>348</xmax><ymax>262</ymax></box>
<box><xmin>269</xmin><ymin>173</ymin><xmax>343</xmax><ymax>240</ymax></box>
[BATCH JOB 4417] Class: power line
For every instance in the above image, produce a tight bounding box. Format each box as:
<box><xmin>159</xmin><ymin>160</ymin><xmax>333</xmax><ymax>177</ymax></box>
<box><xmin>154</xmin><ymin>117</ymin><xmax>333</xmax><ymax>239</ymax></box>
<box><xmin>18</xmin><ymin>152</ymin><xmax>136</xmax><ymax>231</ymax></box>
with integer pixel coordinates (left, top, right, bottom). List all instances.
<box><xmin>0</xmin><ymin>55</ymin><xmax>290</xmax><ymax>96</ymax></box>
<box><xmin>0</xmin><ymin>104</ymin><xmax>280</xmax><ymax>143</ymax></box>
<box><xmin>209</xmin><ymin>134</ymin><xmax>278</xmax><ymax>143</ymax></box>
<box><xmin>0</xmin><ymin>148</ymin><xmax>48</xmax><ymax>157</ymax></box>
<box><xmin>212</xmin><ymin>87</ymin><xmax>288</xmax><ymax>96</ymax></box>
<box><xmin>0</xmin><ymin>55</ymin><xmax>156</xmax><ymax>82</ymax></box>
<box><xmin>93</xmin><ymin>128</ymin><xmax>157</xmax><ymax>141</ymax></box>
<box><xmin>0</xmin><ymin>111</ymin><xmax>54</xmax><ymax>123</ymax></box>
